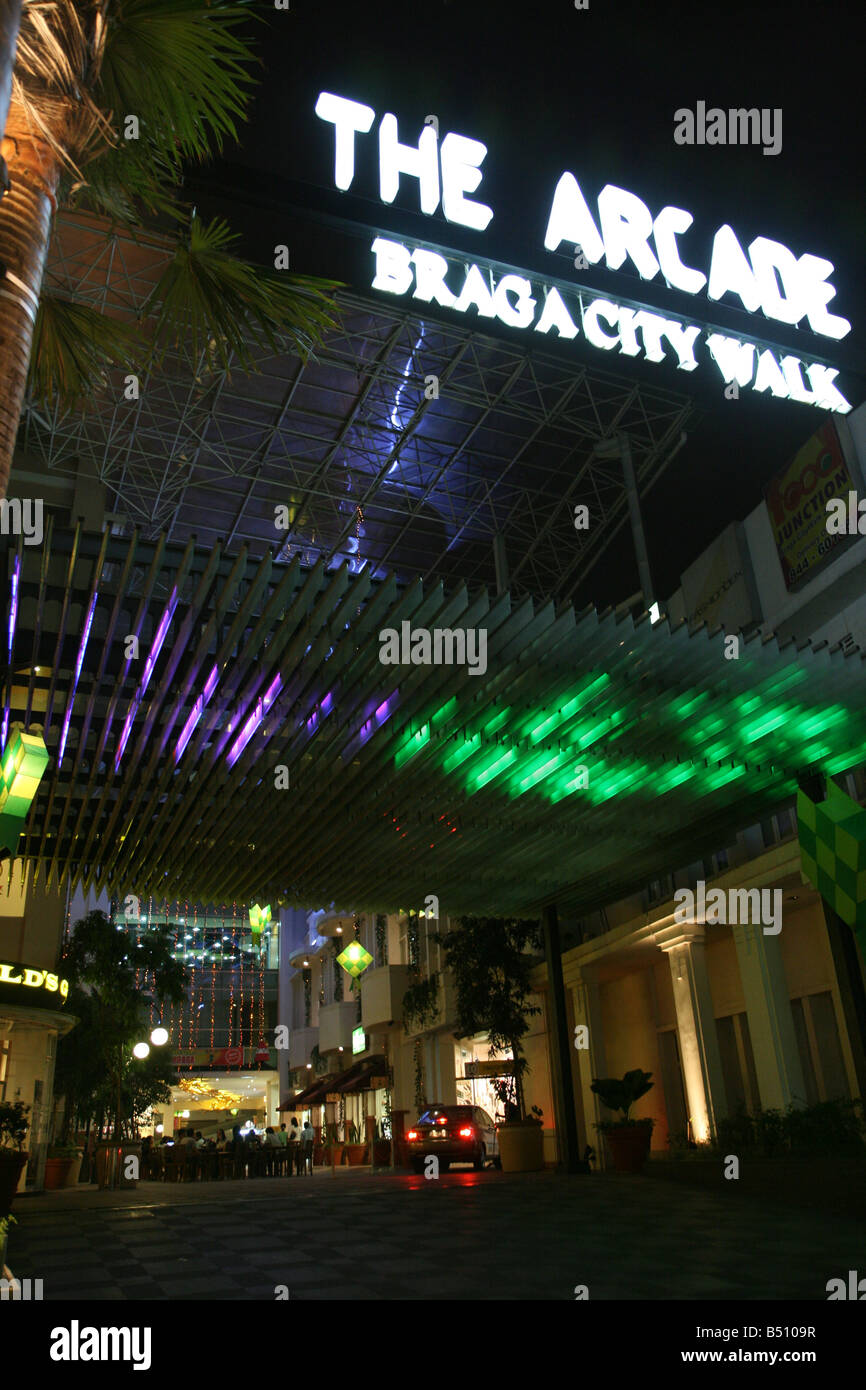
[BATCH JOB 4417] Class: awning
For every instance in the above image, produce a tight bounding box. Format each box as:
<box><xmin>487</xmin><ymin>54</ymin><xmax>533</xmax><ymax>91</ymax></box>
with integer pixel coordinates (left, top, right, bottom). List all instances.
<box><xmin>278</xmin><ymin>1074</ymin><xmax>338</xmax><ymax>1111</ymax></box>
<box><xmin>331</xmin><ymin>1055</ymin><xmax>388</xmax><ymax>1094</ymax></box>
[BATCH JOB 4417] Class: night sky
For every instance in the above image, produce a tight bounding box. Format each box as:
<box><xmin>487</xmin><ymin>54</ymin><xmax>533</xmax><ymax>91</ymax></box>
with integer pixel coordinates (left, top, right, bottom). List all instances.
<box><xmin>192</xmin><ymin>0</ymin><xmax>864</xmax><ymax>608</ymax></box>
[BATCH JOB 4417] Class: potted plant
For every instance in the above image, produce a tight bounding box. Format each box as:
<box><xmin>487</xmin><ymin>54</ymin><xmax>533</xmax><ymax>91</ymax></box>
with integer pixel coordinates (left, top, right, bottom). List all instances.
<box><xmin>343</xmin><ymin>1121</ymin><xmax>369</xmax><ymax>1166</ymax></box>
<box><xmin>44</xmin><ymin>1144</ymin><xmax>80</xmax><ymax>1190</ymax></box>
<box><xmin>0</xmin><ymin>1212</ymin><xmax>17</xmax><ymax>1290</ymax></box>
<box><xmin>0</xmin><ymin>1102</ymin><xmax>30</xmax><ymax>1214</ymax></box>
<box><xmin>436</xmin><ymin>915</ymin><xmax>545</xmax><ymax>1173</ymax></box>
<box><xmin>591</xmin><ymin>1069</ymin><xmax>655</xmax><ymax>1173</ymax></box>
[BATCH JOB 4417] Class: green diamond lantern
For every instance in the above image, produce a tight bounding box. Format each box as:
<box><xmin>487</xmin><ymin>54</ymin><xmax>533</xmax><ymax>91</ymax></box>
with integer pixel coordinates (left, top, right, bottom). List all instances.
<box><xmin>248</xmin><ymin>903</ymin><xmax>272</xmax><ymax>935</ymax></box>
<box><xmin>798</xmin><ymin>780</ymin><xmax>866</xmax><ymax>928</ymax></box>
<box><xmin>337</xmin><ymin>940</ymin><xmax>373</xmax><ymax>978</ymax></box>
<box><xmin>0</xmin><ymin>726</ymin><xmax>49</xmax><ymax>855</ymax></box>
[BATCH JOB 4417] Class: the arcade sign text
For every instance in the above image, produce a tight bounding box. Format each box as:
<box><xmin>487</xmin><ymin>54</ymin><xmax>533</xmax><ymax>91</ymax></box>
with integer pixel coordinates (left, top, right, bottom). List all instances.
<box><xmin>315</xmin><ymin>92</ymin><xmax>851</xmax><ymax>413</ymax></box>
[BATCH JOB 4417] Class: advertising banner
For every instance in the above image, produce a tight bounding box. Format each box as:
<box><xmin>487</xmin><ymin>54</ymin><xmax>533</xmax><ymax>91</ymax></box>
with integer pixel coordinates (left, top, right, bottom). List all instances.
<box><xmin>764</xmin><ymin>420</ymin><xmax>853</xmax><ymax>591</ymax></box>
<box><xmin>170</xmin><ymin>1046</ymin><xmax>274</xmax><ymax>1070</ymax></box>
<box><xmin>681</xmin><ymin>522</ymin><xmax>759</xmax><ymax>631</ymax></box>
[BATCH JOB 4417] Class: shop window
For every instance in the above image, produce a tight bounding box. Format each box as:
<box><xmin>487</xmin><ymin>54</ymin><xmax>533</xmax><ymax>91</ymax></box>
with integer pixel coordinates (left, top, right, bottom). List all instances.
<box><xmin>790</xmin><ymin>992</ymin><xmax>850</xmax><ymax>1104</ymax></box>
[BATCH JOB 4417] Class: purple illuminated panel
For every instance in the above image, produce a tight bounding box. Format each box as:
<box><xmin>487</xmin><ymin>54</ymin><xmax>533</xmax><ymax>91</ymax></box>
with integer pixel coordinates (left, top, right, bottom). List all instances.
<box><xmin>174</xmin><ymin>664</ymin><xmax>219</xmax><ymax>764</ymax></box>
<box><xmin>226</xmin><ymin>674</ymin><xmax>282</xmax><ymax>769</ymax></box>
<box><xmin>2</xmin><ymin>556</ymin><xmax>20</xmax><ymax>749</ymax></box>
<box><xmin>115</xmin><ymin>587</ymin><xmax>178</xmax><ymax>772</ymax></box>
<box><xmin>58</xmin><ymin>592</ymin><xmax>98</xmax><ymax>764</ymax></box>
<box><xmin>359</xmin><ymin>692</ymin><xmax>397</xmax><ymax>747</ymax></box>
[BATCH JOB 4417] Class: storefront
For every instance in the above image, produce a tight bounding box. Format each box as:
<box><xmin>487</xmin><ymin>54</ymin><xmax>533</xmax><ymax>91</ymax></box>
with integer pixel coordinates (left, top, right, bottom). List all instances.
<box><xmin>0</xmin><ymin>961</ymin><xmax>76</xmax><ymax>1193</ymax></box>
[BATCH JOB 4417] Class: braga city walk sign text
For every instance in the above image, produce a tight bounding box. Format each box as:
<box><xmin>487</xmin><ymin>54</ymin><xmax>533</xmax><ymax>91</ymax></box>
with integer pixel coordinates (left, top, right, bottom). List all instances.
<box><xmin>315</xmin><ymin>92</ymin><xmax>852</xmax><ymax>414</ymax></box>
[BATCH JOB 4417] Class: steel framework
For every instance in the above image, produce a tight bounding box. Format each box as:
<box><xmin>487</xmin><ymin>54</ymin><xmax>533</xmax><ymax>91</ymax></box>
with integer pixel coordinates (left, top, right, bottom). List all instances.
<box><xmin>17</xmin><ymin>212</ymin><xmax>696</xmax><ymax>604</ymax></box>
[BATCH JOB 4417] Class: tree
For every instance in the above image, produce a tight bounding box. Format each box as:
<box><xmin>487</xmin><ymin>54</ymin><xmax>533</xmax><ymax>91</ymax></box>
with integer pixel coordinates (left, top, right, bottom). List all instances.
<box><xmin>60</xmin><ymin>909</ymin><xmax>187</xmax><ymax>1140</ymax></box>
<box><xmin>0</xmin><ymin>0</ymin><xmax>340</xmax><ymax>496</ymax></box>
<box><xmin>435</xmin><ymin>916</ymin><xmax>542</xmax><ymax>1121</ymax></box>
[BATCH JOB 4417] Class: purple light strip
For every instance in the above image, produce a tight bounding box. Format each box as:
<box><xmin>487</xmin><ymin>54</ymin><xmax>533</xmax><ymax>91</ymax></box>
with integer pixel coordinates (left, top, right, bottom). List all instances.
<box><xmin>305</xmin><ymin>689</ymin><xmax>335</xmax><ymax>734</ymax></box>
<box><xmin>174</xmin><ymin>664</ymin><xmax>219</xmax><ymax>764</ymax></box>
<box><xmin>115</xmin><ymin>587</ymin><xmax>178</xmax><ymax>772</ymax></box>
<box><xmin>359</xmin><ymin>692</ymin><xmax>397</xmax><ymax>747</ymax></box>
<box><xmin>58</xmin><ymin>592</ymin><xmax>97</xmax><ymax>764</ymax></box>
<box><xmin>2</xmin><ymin>556</ymin><xmax>20</xmax><ymax>749</ymax></box>
<box><xmin>226</xmin><ymin>674</ymin><xmax>282</xmax><ymax>769</ymax></box>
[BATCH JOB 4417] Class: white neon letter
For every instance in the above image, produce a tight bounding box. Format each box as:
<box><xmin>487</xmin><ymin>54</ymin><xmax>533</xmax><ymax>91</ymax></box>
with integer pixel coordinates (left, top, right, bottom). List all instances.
<box><xmin>379</xmin><ymin>113</ymin><xmax>440</xmax><ymax>215</ymax></box>
<box><xmin>597</xmin><ymin>185</ymin><xmax>659</xmax><ymax>280</ymax></box>
<box><xmin>371</xmin><ymin>237</ymin><xmax>414</xmax><ymax>295</ymax></box>
<box><xmin>652</xmin><ymin>206</ymin><xmax>706</xmax><ymax>296</ymax></box>
<box><xmin>796</xmin><ymin>254</ymin><xmax>851</xmax><ymax>340</ymax></box>
<box><xmin>534</xmin><ymin>287</ymin><xmax>579</xmax><ymax>339</ymax></box>
<box><xmin>411</xmin><ymin>248</ymin><xmax>456</xmax><ymax>307</ymax></box>
<box><xmin>708</xmin><ymin>226</ymin><xmax>762</xmax><ymax>314</ymax></box>
<box><xmin>315</xmin><ymin>92</ymin><xmax>375</xmax><ymax>191</ymax></box>
<box><xmin>583</xmin><ymin>300</ymin><xmax>620</xmax><ymax>350</ymax></box>
<box><xmin>748</xmin><ymin>237</ymin><xmax>805</xmax><ymax>326</ymax></box>
<box><xmin>493</xmin><ymin>274</ymin><xmax>536</xmax><ymax>328</ymax></box>
<box><xmin>706</xmin><ymin>333</ymin><xmax>756</xmax><ymax>387</ymax></box>
<box><xmin>543</xmin><ymin>173</ymin><xmax>605</xmax><ymax>262</ymax></box>
<box><xmin>440</xmin><ymin>133</ymin><xmax>493</xmax><ymax>231</ymax></box>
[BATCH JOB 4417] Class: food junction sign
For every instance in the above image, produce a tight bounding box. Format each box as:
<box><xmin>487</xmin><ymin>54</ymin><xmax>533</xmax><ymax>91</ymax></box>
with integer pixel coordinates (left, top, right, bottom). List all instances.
<box><xmin>315</xmin><ymin>92</ymin><xmax>852</xmax><ymax>413</ymax></box>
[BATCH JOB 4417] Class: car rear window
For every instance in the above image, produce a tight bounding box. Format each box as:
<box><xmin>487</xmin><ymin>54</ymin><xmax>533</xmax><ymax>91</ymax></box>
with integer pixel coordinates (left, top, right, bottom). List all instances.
<box><xmin>417</xmin><ymin>1107</ymin><xmax>472</xmax><ymax>1124</ymax></box>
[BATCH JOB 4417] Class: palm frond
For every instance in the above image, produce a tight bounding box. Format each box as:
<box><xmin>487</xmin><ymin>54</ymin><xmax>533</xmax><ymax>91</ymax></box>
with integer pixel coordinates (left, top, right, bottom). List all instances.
<box><xmin>97</xmin><ymin>0</ymin><xmax>260</xmax><ymax>167</ymax></box>
<box><xmin>11</xmin><ymin>1</ymin><xmax>113</xmax><ymax>173</ymax></box>
<box><xmin>27</xmin><ymin>290</ymin><xmax>142</xmax><ymax>411</ymax></box>
<box><xmin>142</xmin><ymin>214</ymin><xmax>342</xmax><ymax>372</ymax></box>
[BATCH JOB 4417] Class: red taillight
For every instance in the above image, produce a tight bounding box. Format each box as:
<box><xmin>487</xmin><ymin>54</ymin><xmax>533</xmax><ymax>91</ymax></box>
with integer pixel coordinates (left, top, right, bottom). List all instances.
<box><xmin>458</xmin><ymin>1126</ymin><xmax>474</xmax><ymax>1138</ymax></box>
<box><xmin>436</xmin><ymin>1116</ymin><xmax>447</xmax><ymax>1124</ymax></box>
<box><xmin>406</xmin><ymin>1129</ymin><xmax>419</xmax><ymax>1141</ymax></box>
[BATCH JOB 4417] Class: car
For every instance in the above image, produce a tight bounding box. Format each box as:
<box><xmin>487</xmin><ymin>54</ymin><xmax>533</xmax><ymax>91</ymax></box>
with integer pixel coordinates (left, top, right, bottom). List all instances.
<box><xmin>405</xmin><ymin>1104</ymin><xmax>500</xmax><ymax>1173</ymax></box>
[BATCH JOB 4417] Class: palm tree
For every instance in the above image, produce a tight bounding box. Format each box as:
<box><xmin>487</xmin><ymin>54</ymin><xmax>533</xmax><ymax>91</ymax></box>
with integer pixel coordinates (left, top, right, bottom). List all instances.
<box><xmin>0</xmin><ymin>0</ymin><xmax>340</xmax><ymax>498</ymax></box>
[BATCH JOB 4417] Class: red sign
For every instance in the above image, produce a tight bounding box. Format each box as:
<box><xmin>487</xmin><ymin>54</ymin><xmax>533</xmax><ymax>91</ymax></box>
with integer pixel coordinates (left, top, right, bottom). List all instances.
<box><xmin>217</xmin><ymin>1046</ymin><xmax>244</xmax><ymax>1068</ymax></box>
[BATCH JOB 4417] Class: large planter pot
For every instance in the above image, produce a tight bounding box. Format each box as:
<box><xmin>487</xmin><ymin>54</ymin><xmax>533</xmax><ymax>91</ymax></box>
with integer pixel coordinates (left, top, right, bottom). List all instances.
<box><xmin>44</xmin><ymin>1157</ymin><xmax>75</xmax><ymax>1190</ymax></box>
<box><xmin>62</xmin><ymin>1151</ymin><xmax>84</xmax><ymax>1187</ymax></box>
<box><xmin>313</xmin><ymin>1144</ymin><xmax>325</xmax><ymax>1166</ymax></box>
<box><xmin>95</xmin><ymin>1141</ymin><xmax>142</xmax><ymax>1189</ymax></box>
<box><xmin>497</xmin><ymin>1122</ymin><xmax>544</xmax><ymax>1173</ymax></box>
<box><xmin>601</xmin><ymin>1120</ymin><xmax>654</xmax><ymax>1173</ymax></box>
<box><xmin>0</xmin><ymin>1151</ymin><xmax>28</xmax><ymax>1214</ymax></box>
<box><xmin>343</xmin><ymin>1143</ymin><xmax>369</xmax><ymax>1166</ymax></box>
<box><xmin>372</xmin><ymin>1140</ymin><xmax>391</xmax><ymax>1166</ymax></box>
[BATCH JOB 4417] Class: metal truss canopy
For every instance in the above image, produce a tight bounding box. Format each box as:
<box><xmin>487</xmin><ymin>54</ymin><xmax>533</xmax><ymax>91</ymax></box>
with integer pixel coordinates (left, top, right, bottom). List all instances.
<box><xmin>4</xmin><ymin>524</ymin><xmax>866</xmax><ymax>918</ymax></box>
<box><xmin>17</xmin><ymin>212</ymin><xmax>695</xmax><ymax>604</ymax></box>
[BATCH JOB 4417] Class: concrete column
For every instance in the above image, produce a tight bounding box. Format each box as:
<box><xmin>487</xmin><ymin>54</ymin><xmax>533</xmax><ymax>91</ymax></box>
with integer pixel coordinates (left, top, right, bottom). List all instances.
<box><xmin>732</xmin><ymin>920</ymin><xmax>806</xmax><ymax>1110</ymax></box>
<box><xmin>572</xmin><ymin>966</ymin><xmax>607</xmax><ymax>1167</ymax></box>
<box><xmin>655</xmin><ymin>925</ymin><xmax>728</xmax><ymax>1142</ymax></box>
<box><xmin>435</xmin><ymin>1035</ymin><xmax>456</xmax><ymax>1104</ymax></box>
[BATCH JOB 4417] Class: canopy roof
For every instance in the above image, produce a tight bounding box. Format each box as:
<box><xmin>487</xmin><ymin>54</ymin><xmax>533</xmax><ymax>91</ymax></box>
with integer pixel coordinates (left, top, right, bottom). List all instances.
<box><xmin>4</xmin><ymin>524</ymin><xmax>865</xmax><ymax>917</ymax></box>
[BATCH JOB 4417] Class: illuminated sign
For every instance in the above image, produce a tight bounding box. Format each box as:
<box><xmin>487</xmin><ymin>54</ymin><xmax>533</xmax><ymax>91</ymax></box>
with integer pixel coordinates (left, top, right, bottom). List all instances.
<box><xmin>316</xmin><ymin>92</ymin><xmax>852</xmax><ymax>412</ymax></box>
<box><xmin>352</xmin><ymin>1026</ymin><xmax>367</xmax><ymax>1055</ymax></box>
<box><xmin>0</xmin><ymin>961</ymin><xmax>69</xmax><ymax>1008</ymax></box>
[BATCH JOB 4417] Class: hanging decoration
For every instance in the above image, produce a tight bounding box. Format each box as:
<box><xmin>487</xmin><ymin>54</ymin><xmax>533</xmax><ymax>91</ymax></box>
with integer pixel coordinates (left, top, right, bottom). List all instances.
<box><xmin>249</xmin><ymin>902</ymin><xmax>271</xmax><ymax>936</ymax></box>
<box><xmin>337</xmin><ymin>940</ymin><xmax>373</xmax><ymax>979</ymax></box>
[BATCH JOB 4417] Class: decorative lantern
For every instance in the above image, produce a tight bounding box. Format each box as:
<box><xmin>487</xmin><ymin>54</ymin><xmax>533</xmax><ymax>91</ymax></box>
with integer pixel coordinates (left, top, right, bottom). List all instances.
<box><xmin>0</xmin><ymin>726</ymin><xmax>49</xmax><ymax>817</ymax></box>
<box><xmin>336</xmin><ymin>940</ymin><xmax>373</xmax><ymax>978</ymax></box>
<box><xmin>248</xmin><ymin>903</ymin><xmax>272</xmax><ymax>936</ymax></box>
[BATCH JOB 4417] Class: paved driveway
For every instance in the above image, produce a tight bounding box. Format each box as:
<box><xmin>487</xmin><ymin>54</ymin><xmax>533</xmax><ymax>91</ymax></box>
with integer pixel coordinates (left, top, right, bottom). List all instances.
<box><xmin>6</xmin><ymin>1168</ymin><xmax>862</xmax><ymax>1300</ymax></box>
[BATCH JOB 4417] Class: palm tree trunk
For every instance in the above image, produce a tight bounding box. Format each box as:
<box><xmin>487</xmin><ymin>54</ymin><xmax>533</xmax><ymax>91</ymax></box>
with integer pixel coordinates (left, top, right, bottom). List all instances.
<box><xmin>0</xmin><ymin>99</ymin><xmax>59</xmax><ymax>499</ymax></box>
<box><xmin>0</xmin><ymin>3</ymin><xmax>22</xmax><ymax>140</ymax></box>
